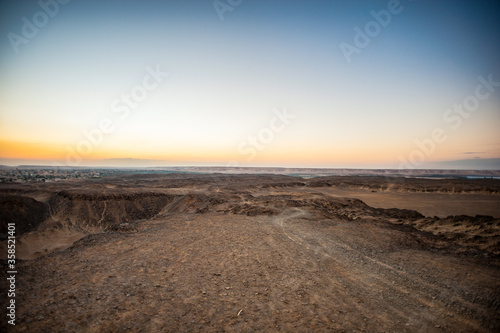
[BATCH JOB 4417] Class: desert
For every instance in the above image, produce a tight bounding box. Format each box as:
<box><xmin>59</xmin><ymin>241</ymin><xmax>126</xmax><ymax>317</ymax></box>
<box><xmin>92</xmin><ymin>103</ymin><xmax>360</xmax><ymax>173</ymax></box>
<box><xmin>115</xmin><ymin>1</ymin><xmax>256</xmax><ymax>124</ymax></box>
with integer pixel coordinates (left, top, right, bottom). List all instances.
<box><xmin>1</xmin><ymin>172</ymin><xmax>499</xmax><ymax>332</ymax></box>
<box><xmin>2</xmin><ymin>1</ymin><xmax>500</xmax><ymax>332</ymax></box>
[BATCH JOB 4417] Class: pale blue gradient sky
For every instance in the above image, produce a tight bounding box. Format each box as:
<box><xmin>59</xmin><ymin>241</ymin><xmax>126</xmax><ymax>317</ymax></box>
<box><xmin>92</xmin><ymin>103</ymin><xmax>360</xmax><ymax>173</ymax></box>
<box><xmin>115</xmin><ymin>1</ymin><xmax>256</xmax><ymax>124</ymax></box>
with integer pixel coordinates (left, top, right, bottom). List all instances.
<box><xmin>1</xmin><ymin>0</ymin><xmax>499</xmax><ymax>168</ymax></box>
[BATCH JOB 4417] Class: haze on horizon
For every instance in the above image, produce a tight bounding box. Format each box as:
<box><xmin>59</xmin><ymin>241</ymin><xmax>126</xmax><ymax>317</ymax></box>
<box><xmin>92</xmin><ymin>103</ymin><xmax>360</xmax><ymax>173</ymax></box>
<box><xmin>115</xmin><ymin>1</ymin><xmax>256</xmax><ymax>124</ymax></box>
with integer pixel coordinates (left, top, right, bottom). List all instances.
<box><xmin>1</xmin><ymin>0</ymin><xmax>499</xmax><ymax>169</ymax></box>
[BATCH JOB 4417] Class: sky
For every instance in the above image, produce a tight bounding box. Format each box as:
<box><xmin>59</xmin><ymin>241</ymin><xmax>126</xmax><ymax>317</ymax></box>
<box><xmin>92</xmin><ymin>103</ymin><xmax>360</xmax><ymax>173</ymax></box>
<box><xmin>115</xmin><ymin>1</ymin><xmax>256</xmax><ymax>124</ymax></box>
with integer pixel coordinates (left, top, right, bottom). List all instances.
<box><xmin>0</xmin><ymin>0</ymin><xmax>499</xmax><ymax>169</ymax></box>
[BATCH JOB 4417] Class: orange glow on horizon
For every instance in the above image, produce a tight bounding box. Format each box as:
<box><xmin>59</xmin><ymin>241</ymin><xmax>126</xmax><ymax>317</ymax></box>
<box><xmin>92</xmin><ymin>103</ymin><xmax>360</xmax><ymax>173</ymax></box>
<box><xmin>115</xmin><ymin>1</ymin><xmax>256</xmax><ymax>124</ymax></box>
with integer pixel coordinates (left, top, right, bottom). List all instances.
<box><xmin>0</xmin><ymin>140</ymin><xmax>65</xmax><ymax>160</ymax></box>
<box><xmin>1</xmin><ymin>139</ymin><xmax>498</xmax><ymax>168</ymax></box>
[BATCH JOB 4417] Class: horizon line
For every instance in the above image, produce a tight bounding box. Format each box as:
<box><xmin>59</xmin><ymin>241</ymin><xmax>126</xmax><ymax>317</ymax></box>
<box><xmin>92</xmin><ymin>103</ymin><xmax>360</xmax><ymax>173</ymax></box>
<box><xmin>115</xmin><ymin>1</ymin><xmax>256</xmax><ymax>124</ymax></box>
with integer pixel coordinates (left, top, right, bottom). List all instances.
<box><xmin>1</xmin><ymin>165</ymin><xmax>500</xmax><ymax>172</ymax></box>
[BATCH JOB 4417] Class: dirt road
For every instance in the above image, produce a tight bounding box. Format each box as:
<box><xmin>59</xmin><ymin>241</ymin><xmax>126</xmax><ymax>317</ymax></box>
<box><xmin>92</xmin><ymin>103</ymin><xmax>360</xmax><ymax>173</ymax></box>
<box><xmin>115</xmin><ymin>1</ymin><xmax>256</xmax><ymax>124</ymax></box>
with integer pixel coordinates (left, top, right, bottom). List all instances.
<box><xmin>4</xmin><ymin>210</ymin><xmax>498</xmax><ymax>332</ymax></box>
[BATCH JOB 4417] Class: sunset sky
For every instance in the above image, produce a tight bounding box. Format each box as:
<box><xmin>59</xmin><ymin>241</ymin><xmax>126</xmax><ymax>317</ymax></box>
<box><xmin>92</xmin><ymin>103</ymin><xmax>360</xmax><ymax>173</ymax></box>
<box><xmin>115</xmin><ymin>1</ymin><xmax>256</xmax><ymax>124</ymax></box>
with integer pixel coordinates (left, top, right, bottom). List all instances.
<box><xmin>1</xmin><ymin>0</ymin><xmax>499</xmax><ymax>169</ymax></box>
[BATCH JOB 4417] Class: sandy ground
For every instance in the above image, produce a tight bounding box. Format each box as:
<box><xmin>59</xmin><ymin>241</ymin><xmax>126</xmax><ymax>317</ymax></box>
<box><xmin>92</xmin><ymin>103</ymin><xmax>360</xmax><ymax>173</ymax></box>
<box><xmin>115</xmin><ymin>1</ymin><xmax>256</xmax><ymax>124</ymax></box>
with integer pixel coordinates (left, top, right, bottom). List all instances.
<box><xmin>1</xmin><ymin>174</ymin><xmax>499</xmax><ymax>332</ymax></box>
<box><xmin>271</xmin><ymin>186</ymin><xmax>500</xmax><ymax>218</ymax></box>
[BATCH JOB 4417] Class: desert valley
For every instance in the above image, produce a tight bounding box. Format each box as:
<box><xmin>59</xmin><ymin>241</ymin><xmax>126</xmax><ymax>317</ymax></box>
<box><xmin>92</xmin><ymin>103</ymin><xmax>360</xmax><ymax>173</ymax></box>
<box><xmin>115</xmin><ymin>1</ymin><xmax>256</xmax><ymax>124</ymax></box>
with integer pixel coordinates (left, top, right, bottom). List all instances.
<box><xmin>1</xmin><ymin>172</ymin><xmax>499</xmax><ymax>332</ymax></box>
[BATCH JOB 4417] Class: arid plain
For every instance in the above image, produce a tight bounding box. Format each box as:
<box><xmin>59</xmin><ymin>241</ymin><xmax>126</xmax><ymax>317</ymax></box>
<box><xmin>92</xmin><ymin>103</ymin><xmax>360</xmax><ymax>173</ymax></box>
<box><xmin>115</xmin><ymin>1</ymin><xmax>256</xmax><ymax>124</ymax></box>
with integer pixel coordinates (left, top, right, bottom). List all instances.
<box><xmin>1</xmin><ymin>173</ymin><xmax>499</xmax><ymax>332</ymax></box>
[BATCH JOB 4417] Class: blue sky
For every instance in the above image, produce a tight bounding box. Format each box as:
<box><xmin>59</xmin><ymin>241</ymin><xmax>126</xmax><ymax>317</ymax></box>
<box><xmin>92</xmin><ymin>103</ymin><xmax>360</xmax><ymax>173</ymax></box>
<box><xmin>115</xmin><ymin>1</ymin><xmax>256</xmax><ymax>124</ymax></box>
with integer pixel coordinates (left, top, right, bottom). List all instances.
<box><xmin>1</xmin><ymin>0</ymin><xmax>499</xmax><ymax>168</ymax></box>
